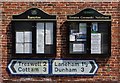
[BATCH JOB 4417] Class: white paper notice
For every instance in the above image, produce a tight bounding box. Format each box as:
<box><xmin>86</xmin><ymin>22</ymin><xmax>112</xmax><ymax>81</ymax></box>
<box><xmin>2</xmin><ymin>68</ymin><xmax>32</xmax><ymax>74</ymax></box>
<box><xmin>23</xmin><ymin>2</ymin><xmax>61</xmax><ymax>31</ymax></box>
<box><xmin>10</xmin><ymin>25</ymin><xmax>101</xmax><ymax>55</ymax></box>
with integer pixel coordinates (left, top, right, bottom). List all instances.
<box><xmin>46</xmin><ymin>23</ymin><xmax>53</xmax><ymax>45</ymax></box>
<box><xmin>79</xmin><ymin>23</ymin><xmax>87</xmax><ymax>34</ymax></box>
<box><xmin>70</xmin><ymin>35</ymin><xmax>75</xmax><ymax>41</ymax></box>
<box><xmin>24</xmin><ymin>31</ymin><xmax>32</xmax><ymax>42</ymax></box>
<box><xmin>73</xmin><ymin>44</ymin><xmax>84</xmax><ymax>52</ymax></box>
<box><xmin>24</xmin><ymin>43</ymin><xmax>32</xmax><ymax>53</ymax></box>
<box><xmin>16</xmin><ymin>44</ymin><xmax>23</xmax><ymax>53</ymax></box>
<box><xmin>91</xmin><ymin>23</ymin><xmax>98</xmax><ymax>32</ymax></box>
<box><xmin>16</xmin><ymin>32</ymin><xmax>24</xmax><ymax>43</ymax></box>
<box><xmin>91</xmin><ymin>33</ymin><xmax>101</xmax><ymax>54</ymax></box>
<box><xmin>36</xmin><ymin>23</ymin><xmax>44</xmax><ymax>53</ymax></box>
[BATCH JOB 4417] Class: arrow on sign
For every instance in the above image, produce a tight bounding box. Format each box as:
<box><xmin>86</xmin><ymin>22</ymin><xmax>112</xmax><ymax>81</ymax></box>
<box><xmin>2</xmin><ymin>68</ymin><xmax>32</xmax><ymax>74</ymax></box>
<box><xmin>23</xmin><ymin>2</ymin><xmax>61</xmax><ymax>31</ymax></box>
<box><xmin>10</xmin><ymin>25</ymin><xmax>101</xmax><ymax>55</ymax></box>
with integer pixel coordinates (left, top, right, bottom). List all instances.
<box><xmin>89</xmin><ymin>61</ymin><xmax>96</xmax><ymax>73</ymax></box>
<box><xmin>10</xmin><ymin>61</ymin><xmax>17</xmax><ymax>73</ymax></box>
<box><xmin>8</xmin><ymin>60</ymin><xmax>18</xmax><ymax>74</ymax></box>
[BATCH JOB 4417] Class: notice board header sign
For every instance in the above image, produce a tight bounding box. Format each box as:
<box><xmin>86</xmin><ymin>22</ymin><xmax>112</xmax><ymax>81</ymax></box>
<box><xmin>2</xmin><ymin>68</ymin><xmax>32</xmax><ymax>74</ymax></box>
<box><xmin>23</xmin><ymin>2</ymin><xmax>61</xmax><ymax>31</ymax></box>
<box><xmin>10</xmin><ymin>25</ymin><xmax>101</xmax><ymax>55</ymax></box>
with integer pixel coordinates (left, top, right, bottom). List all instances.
<box><xmin>67</xmin><ymin>8</ymin><xmax>111</xmax><ymax>21</ymax></box>
<box><xmin>12</xmin><ymin>8</ymin><xmax>56</xmax><ymax>21</ymax></box>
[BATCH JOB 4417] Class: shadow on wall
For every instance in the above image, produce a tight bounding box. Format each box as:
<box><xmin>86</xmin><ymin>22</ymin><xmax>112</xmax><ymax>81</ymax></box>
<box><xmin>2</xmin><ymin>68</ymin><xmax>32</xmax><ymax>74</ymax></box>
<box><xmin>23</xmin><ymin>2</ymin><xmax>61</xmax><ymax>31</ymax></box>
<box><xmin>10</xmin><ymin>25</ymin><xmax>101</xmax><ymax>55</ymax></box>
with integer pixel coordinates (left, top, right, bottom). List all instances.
<box><xmin>6</xmin><ymin>22</ymin><xmax>13</xmax><ymax>77</ymax></box>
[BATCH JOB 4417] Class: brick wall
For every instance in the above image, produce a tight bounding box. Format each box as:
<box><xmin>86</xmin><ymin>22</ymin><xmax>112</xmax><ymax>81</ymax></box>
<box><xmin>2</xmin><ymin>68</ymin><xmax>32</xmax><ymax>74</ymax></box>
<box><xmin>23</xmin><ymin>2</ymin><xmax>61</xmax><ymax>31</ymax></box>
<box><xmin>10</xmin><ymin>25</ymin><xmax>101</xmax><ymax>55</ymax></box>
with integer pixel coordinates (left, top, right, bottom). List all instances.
<box><xmin>0</xmin><ymin>2</ymin><xmax>119</xmax><ymax>83</ymax></box>
<box><xmin>0</xmin><ymin>2</ymin><xmax>3</xmax><ymax>83</ymax></box>
<box><xmin>118</xmin><ymin>2</ymin><xmax>120</xmax><ymax>82</ymax></box>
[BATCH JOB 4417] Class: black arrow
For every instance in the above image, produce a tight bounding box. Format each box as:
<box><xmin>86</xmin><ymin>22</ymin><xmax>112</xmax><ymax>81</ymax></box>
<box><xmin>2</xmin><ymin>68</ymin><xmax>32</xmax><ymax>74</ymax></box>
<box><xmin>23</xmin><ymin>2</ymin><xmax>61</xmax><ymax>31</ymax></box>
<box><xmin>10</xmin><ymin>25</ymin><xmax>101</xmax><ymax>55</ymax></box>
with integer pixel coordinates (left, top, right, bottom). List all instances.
<box><xmin>10</xmin><ymin>61</ymin><xmax>17</xmax><ymax>73</ymax></box>
<box><xmin>89</xmin><ymin>61</ymin><xmax>96</xmax><ymax>73</ymax></box>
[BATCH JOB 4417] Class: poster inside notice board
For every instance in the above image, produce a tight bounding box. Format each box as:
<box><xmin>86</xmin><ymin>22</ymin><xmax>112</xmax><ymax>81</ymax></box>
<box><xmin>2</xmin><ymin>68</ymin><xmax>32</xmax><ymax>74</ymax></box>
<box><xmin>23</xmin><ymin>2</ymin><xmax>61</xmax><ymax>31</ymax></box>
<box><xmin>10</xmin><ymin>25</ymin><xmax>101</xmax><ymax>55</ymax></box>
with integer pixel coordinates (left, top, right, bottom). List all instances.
<box><xmin>91</xmin><ymin>33</ymin><xmax>101</xmax><ymax>54</ymax></box>
<box><xmin>36</xmin><ymin>23</ymin><xmax>45</xmax><ymax>53</ymax></box>
<box><xmin>73</xmin><ymin>43</ymin><xmax>84</xmax><ymax>52</ymax></box>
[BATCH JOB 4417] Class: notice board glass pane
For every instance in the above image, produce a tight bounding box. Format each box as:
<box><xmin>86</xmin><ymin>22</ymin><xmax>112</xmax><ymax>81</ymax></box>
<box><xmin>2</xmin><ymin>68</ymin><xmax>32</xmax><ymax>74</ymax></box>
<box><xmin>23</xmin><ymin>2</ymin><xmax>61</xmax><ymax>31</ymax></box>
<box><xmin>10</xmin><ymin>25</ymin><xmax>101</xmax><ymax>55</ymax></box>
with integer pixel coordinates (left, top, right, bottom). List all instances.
<box><xmin>91</xmin><ymin>22</ymin><xmax>109</xmax><ymax>54</ymax></box>
<box><xmin>69</xmin><ymin>22</ymin><xmax>87</xmax><ymax>54</ymax></box>
<box><xmin>16</xmin><ymin>31</ymin><xmax>32</xmax><ymax>54</ymax></box>
<box><xmin>98</xmin><ymin>22</ymin><xmax>109</xmax><ymax>54</ymax></box>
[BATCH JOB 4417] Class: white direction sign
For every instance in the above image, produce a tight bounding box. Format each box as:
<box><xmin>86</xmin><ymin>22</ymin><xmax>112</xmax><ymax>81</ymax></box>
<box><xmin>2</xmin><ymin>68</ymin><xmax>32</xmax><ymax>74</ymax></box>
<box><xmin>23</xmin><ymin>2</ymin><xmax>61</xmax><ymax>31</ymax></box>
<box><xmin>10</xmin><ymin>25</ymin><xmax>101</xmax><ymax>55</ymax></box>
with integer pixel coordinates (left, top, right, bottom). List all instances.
<box><xmin>52</xmin><ymin>60</ymin><xmax>98</xmax><ymax>75</ymax></box>
<box><xmin>8</xmin><ymin>59</ymin><xmax>49</xmax><ymax>75</ymax></box>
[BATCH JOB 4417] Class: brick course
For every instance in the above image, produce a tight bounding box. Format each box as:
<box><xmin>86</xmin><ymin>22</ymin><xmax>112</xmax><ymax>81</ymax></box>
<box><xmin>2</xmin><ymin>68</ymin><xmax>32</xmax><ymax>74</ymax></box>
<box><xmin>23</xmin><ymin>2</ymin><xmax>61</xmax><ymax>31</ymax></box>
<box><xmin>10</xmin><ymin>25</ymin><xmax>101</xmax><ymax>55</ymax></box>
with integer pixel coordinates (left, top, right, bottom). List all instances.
<box><xmin>0</xmin><ymin>2</ymin><xmax>119</xmax><ymax>83</ymax></box>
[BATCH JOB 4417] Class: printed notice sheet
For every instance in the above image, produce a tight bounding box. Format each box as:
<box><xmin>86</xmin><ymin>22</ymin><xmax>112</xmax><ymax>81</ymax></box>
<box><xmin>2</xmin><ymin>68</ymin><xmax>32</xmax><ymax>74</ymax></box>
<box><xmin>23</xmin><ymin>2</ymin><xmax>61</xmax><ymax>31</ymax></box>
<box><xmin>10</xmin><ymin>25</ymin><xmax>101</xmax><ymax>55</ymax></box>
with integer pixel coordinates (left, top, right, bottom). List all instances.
<box><xmin>36</xmin><ymin>23</ymin><xmax>44</xmax><ymax>53</ymax></box>
<box><xmin>73</xmin><ymin>44</ymin><xmax>84</xmax><ymax>52</ymax></box>
<box><xmin>91</xmin><ymin>33</ymin><xmax>101</xmax><ymax>54</ymax></box>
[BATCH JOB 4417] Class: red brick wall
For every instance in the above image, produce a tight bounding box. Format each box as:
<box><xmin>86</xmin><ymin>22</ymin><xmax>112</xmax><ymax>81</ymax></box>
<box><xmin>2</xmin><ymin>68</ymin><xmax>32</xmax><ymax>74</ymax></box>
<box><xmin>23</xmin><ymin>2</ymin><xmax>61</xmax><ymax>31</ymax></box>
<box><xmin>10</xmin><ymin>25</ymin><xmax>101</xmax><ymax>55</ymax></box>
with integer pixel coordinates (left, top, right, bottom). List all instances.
<box><xmin>118</xmin><ymin>2</ymin><xmax>120</xmax><ymax>82</ymax></box>
<box><xmin>1</xmin><ymin>2</ymin><xmax>119</xmax><ymax>83</ymax></box>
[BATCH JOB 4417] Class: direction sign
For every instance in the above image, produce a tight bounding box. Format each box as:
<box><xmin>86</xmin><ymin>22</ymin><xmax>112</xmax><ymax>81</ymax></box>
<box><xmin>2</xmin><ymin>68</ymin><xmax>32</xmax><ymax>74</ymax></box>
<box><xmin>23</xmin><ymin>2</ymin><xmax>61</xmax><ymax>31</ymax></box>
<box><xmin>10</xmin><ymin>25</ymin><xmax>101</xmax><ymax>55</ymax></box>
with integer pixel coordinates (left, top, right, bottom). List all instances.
<box><xmin>8</xmin><ymin>59</ymin><xmax>49</xmax><ymax>75</ymax></box>
<box><xmin>52</xmin><ymin>60</ymin><xmax>98</xmax><ymax>75</ymax></box>
<box><xmin>7</xmin><ymin>59</ymin><xmax>98</xmax><ymax>76</ymax></box>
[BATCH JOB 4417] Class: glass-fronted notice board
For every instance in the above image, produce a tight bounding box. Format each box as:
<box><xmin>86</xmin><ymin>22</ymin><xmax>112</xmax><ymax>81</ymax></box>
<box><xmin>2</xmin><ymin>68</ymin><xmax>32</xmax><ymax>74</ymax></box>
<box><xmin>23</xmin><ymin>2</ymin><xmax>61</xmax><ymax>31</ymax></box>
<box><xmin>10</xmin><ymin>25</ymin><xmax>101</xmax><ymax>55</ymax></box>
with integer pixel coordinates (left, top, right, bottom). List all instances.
<box><xmin>67</xmin><ymin>8</ymin><xmax>111</xmax><ymax>57</ymax></box>
<box><xmin>12</xmin><ymin>8</ymin><xmax>56</xmax><ymax>58</ymax></box>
